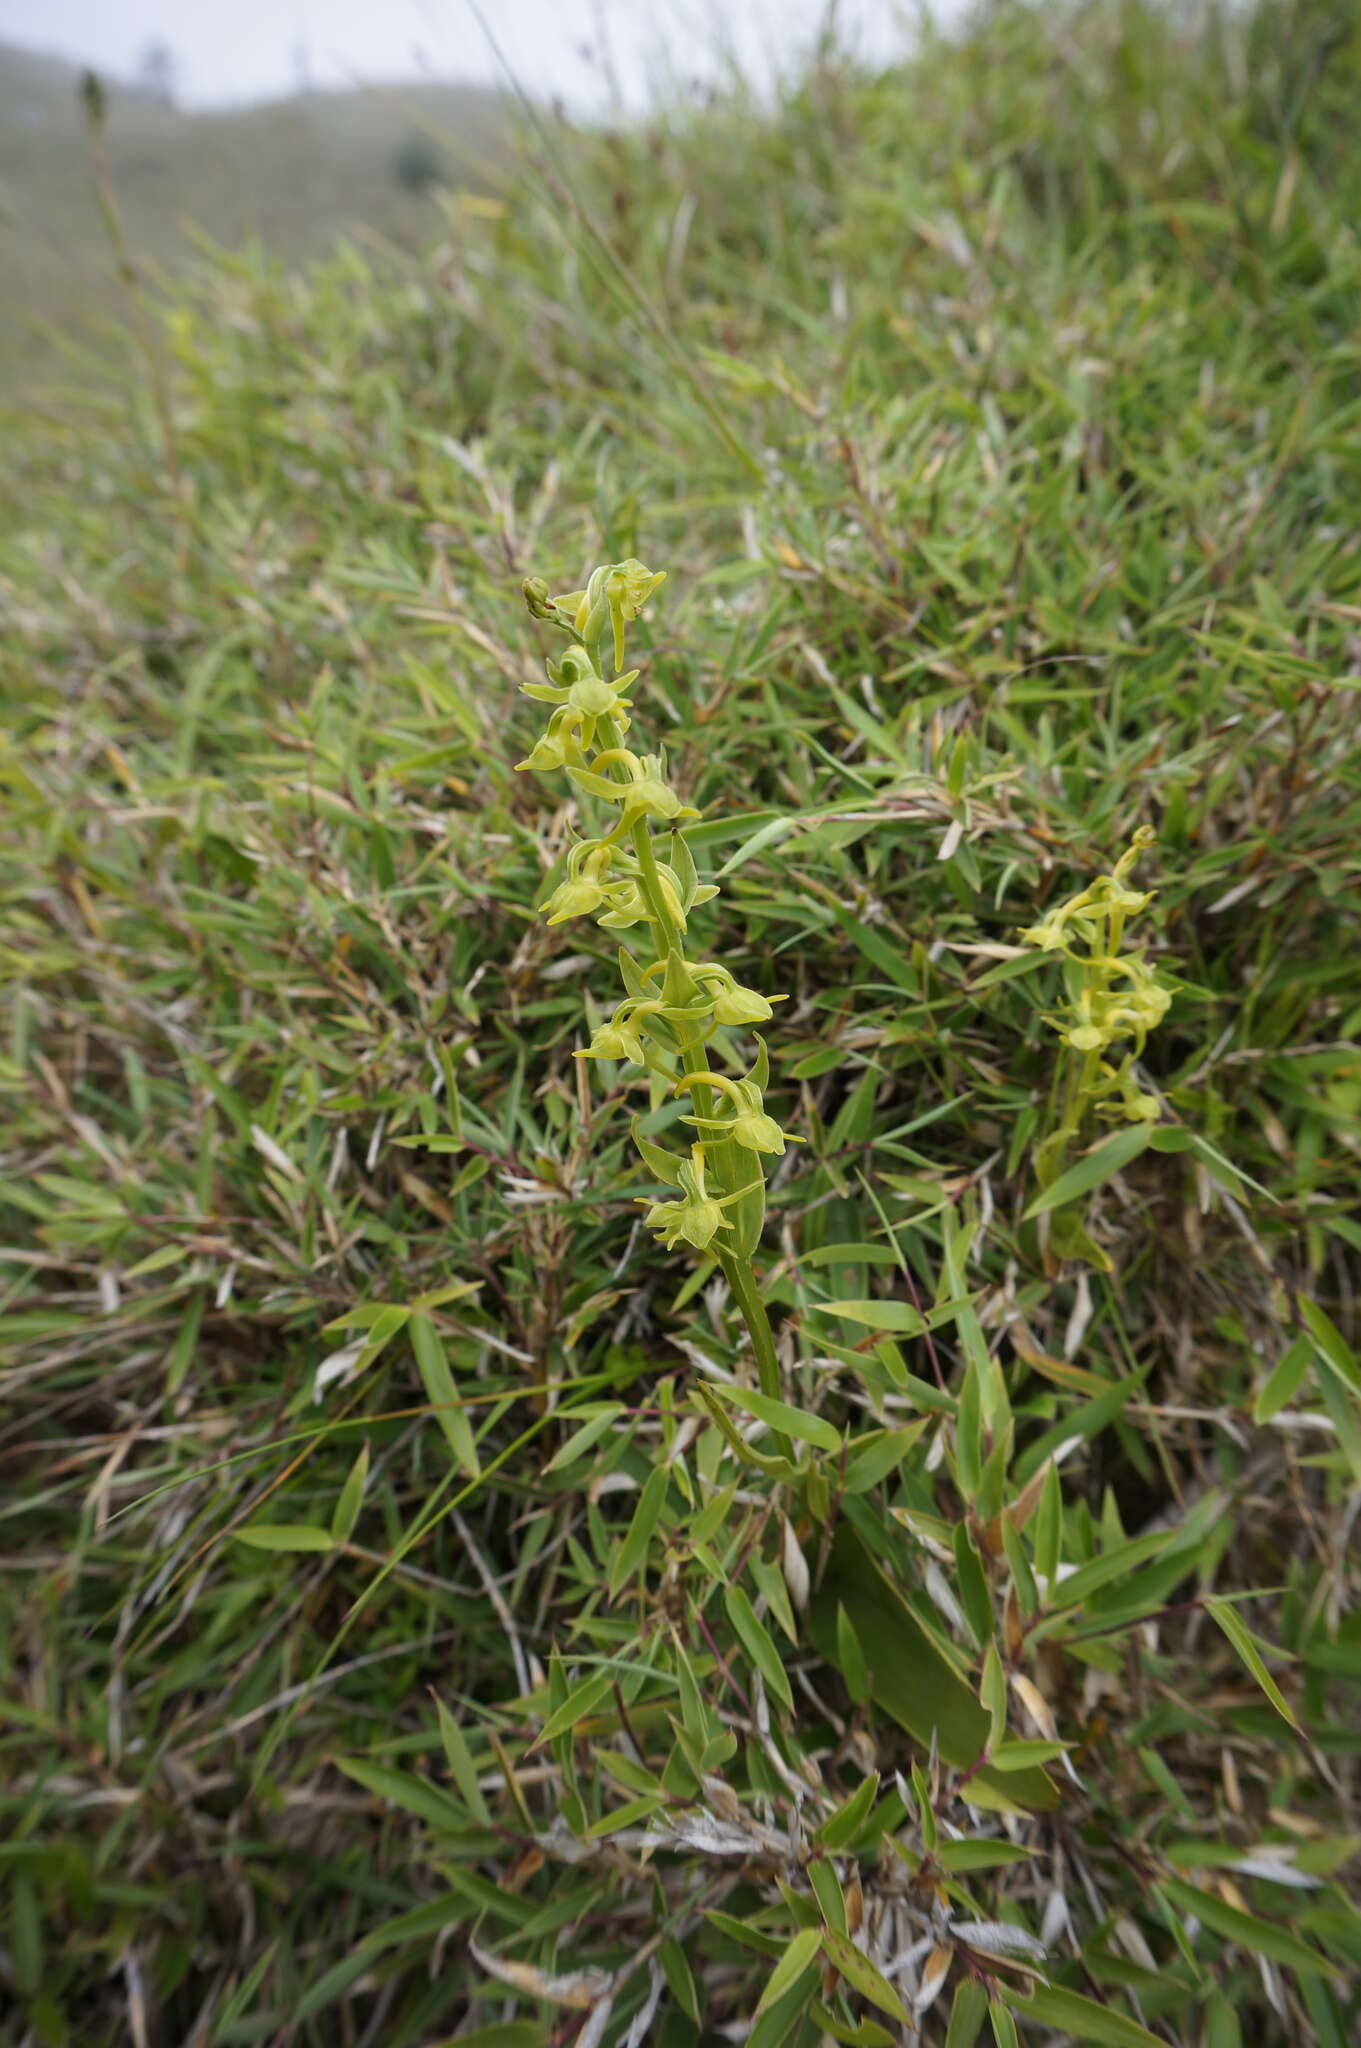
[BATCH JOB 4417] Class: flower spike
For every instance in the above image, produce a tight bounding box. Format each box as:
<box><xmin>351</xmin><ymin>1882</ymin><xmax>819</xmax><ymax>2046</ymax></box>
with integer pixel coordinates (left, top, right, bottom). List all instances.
<box><xmin>518</xmin><ymin>560</ymin><xmax>794</xmax><ymax>1285</ymax></box>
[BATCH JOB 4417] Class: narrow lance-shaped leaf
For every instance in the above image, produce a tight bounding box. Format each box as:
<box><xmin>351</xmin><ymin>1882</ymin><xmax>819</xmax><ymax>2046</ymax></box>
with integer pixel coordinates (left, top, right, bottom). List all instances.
<box><xmin>1158</xmin><ymin>1875</ymin><xmax>1334</xmax><ymax>1974</ymax></box>
<box><xmin>235</xmin><ymin>1523</ymin><xmax>334</xmax><ymax>1552</ymax></box>
<box><xmin>1299</xmin><ymin>1295</ymin><xmax>1361</xmax><ymax>1397</ymax></box>
<box><xmin>980</xmin><ymin>1640</ymin><xmax>1007</xmax><ymax>1748</ymax></box>
<box><xmin>816</xmin><ymin>1770</ymin><xmax>880</xmax><ymax>1851</ymax></box>
<box><xmin>609</xmin><ymin>1463</ymin><xmax>670</xmax><ymax>1598</ymax></box>
<box><xmin>409</xmin><ymin>1312</ymin><xmax>480</xmax><ymax>1478</ymax></box>
<box><xmin>1205</xmin><ymin>1597</ymin><xmax>1300</xmax><ymax>1731</ymax></box>
<box><xmin>755</xmin><ymin>1926</ymin><xmax>823</xmax><ymax>2014</ymax></box>
<box><xmin>725</xmin><ymin>1583</ymin><xmax>794</xmax><ymax>1711</ymax></box>
<box><xmin>542</xmin><ymin>1404</ymin><xmax>628</xmax><ymax>1475</ymax></box>
<box><xmin>714</xmin><ymin>1382</ymin><xmax>840</xmax><ymax>1453</ymax></box>
<box><xmin>1252</xmin><ymin>1335</ymin><xmax>1311</xmax><ymax>1424</ymax></box>
<box><xmin>945</xmin><ymin>1980</ymin><xmax>989</xmax><ymax>2048</ymax></box>
<box><xmin>536</xmin><ymin>1669</ymin><xmax>616</xmax><ymax>1748</ymax></box>
<box><xmin>821</xmin><ymin>1925</ymin><xmax>911</xmax><ymax>2025</ymax></box>
<box><xmin>1024</xmin><ymin>1124</ymin><xmax>1151</xmax><ymax>1218</ymax></box>
<box><xmin>1039</xmin><ymin>1524</ymin><xmax>1180</xmax><ymax>1611</ymax></box>
<box><xmin>330</xmin><ymin>1442</ymin><xmax>370</xmax><ymax>1543</ymax></box>
<box><xmin>337</xmin><ymin>1757</ymin><xmax>470</xmax><ymax>1832</ymax></box>
<box><xmin>1013</xmin><ymin>1983</ymin><xmax>1167</xmax><ymax>2047</ymax></box>
<box><xmin>835</xmin><ymin>1601</ymin><xmax>873</xmax><ymax>1705</ymax></box>
<box><xmin>435</xmin><ymin>1697</ymin><xmax>490</xmax><ymax>1824</ymax></box>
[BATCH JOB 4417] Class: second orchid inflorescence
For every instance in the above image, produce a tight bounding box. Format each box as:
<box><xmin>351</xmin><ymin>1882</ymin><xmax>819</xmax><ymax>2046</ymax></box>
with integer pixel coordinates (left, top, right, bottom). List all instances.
<box><xmin>1020</xmin><ymin>826</ymin><xmax>1175</xmax><ymax>1268</ymax></box>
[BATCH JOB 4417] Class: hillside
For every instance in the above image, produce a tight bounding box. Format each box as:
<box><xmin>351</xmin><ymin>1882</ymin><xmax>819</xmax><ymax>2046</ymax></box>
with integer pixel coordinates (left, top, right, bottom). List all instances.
<box><xmin>0</xmin><ymin>41</ymin><xmax>513</xmax><ymax>386</ymax></box>
<box><xmin>3</xmin><ymin>2</ymin><xmax>1361</xmax><ymax>2043</ymax></box>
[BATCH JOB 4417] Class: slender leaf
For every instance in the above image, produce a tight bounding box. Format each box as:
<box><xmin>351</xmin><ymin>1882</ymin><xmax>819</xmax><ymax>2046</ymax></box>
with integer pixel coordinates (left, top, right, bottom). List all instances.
<box><xmin>409</xmin><ymin>1312</ymin><xmax>480</xmax><ymax>1477</ymax></box>
<box><xmin>714</xmin><ymin>1383</ymin><xmax>841</xmax><ymax>1453</ymax></box>
<box><xmin>755</xmin><ymin>1926</ymin><xmax>823</xmax><ymax>2013</ymax></box>
<box><xmin>1205</xmin><ymin>1598</ymin><xmax>1300</xmax><ymax>1730</ymax></box>
<box><xmin>1158</xmin><ymin>1875</ymin><xmax>1333</xmax><ymax>1973</ymax></box>
<box><xmin>1013</xmin><ymin>1984</ymin><xmax>1166</xmax><ymax>2047</ymax></box>
<box><xmin>1024</xmin><ymin>1126</ymin><xmax>1151</xmax><ymax>1218</ymax></box>
<box><xmin>726</xmin><ymin>1584</ymin><xmax>794</xmax><ymax>1711</ymax></box>
<box><xmin>234</xmin><ymin>1524</ymin><xmax>334</xmax><ymax>1553</ymax></box>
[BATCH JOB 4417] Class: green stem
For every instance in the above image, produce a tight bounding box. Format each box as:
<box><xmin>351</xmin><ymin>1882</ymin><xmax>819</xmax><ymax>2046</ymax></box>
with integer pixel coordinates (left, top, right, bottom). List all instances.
<box><xmin>721</xmin><ymin>1255</ymin><xmax>783</xmax><ymax>1408</ymax></box>
<box><xmin>631</xmin><ymin>821</ymin><xmax>687</xmax><ymax>967</ymax></box>
<box><xmin>629</xmin><ymin>817</ymin><xmax>708</xmax><ymax>1082</ymax></box>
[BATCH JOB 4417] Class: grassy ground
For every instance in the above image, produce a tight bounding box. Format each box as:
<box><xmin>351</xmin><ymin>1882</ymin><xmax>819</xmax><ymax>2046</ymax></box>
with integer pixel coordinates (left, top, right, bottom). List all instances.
<box><xmin>0</xmin><ymin>41</ymin><xmax>510</xmax><ymax>390</ymax></box>
<box><xmin>3</xmin><ymin>2</ymin><xmax>1361</xmax><ymax>2043</ymax></box>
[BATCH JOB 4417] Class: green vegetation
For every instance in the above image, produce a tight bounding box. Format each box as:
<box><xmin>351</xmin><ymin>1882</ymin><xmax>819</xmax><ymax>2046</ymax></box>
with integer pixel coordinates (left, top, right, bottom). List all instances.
<box><xmin>3</xmin><ymin>1</ymin><xmax>1361</xmax><ymax>2042</ymax></box>
<box><xmin>0</xmin><ymin>40</ymin><xmax>509</xmax><ymax>389</ymax></box>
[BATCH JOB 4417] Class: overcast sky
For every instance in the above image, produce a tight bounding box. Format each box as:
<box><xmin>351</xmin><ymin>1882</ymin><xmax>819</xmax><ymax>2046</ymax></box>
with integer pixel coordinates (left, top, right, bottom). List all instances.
<box><xmin>0</xmin><ymin>0</ymin><xmax>923</xmax><ymax>111</ymax></box>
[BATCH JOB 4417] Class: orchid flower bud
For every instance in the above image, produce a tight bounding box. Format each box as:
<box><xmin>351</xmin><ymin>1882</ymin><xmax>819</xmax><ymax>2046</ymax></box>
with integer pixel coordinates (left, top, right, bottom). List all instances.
<box><xmin>1112</xmin><ymin>825</ymin><xmax>1157</xmax><ymax>880</ymax></box>
<box><xmin>653</xmin><ymin>865</ymin><xmax>688</xmax><ymax>928</ymax></box>
<box><xmin>570</xmin><ymin>566</ymin><xmax>614</xmax><ymax>654</ymax></box>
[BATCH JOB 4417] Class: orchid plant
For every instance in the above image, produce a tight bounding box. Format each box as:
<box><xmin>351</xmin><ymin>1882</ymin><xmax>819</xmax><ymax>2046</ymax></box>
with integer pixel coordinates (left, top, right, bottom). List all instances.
<box><xmin>517</xmin><ymin>561</ymin><xmax>793</xmax><ymax>1402</ymax></box>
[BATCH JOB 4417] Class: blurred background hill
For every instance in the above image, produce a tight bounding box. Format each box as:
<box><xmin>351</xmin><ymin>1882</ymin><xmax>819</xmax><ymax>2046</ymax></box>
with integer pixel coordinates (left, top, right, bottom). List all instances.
<box><xmin>0</xmin><ymin>40</ymin><xmax>512</xmax><ymax>386</ymax></box>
